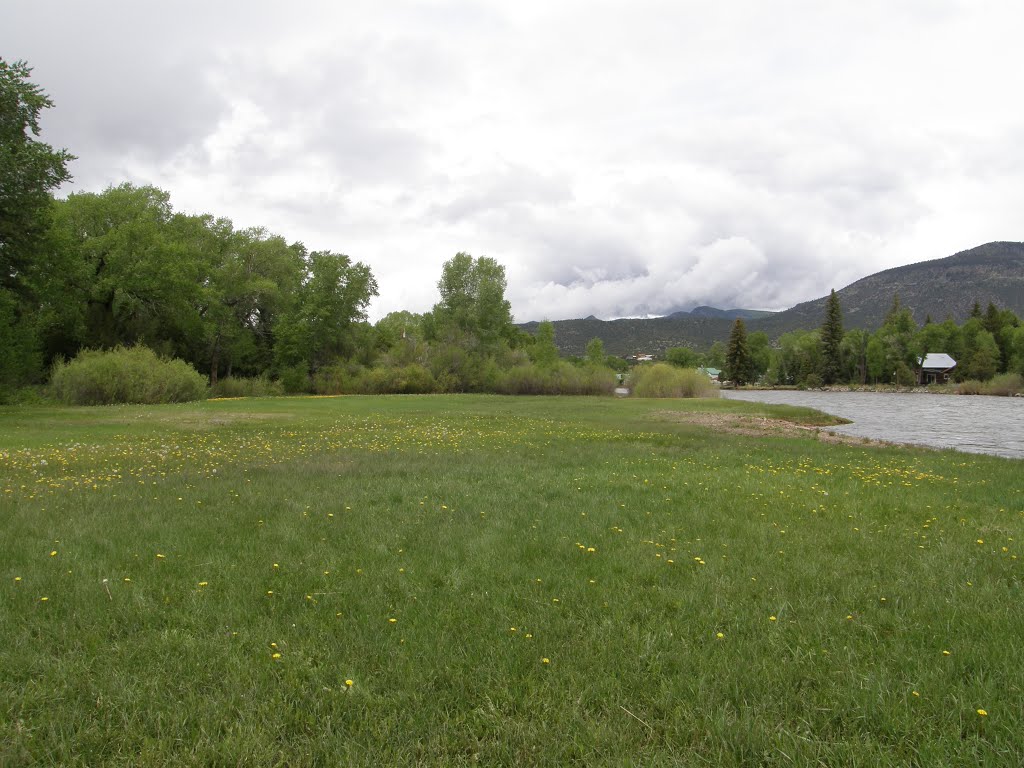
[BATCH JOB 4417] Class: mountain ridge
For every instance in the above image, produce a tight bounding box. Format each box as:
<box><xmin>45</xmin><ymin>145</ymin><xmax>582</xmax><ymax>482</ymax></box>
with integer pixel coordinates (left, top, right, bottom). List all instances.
<box><xmin>518</xmin><ymin>242</ymin><xmax>1024</xmax><ymax>357</ymax></box>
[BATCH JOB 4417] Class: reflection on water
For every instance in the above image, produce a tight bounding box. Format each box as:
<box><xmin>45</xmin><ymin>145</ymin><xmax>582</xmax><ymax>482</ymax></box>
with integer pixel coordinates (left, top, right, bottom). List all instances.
<box><xmin>722</xmin><ymin>390</ymin><xmax>1024</xmax><ymax>459</ymax></box>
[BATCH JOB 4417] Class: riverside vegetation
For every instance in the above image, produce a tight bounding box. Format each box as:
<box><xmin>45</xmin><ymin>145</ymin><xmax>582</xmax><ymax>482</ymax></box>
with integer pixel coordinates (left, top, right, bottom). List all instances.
<box><xmin>2</xmin><ymin>394</ymin><xmax>1022</xmax><ymax>765</ymax></box>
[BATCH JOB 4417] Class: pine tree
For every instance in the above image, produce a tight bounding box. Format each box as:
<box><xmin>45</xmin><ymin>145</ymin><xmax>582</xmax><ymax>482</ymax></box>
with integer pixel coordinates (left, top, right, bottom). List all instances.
<box><xmin>725</xmin><ymin>318</ymin><xmax>754</xmax><ymax>385</ymax></box>
<box><xmin>820</xmin><ymin>289</ymin><xmax>844</xmax><ymax>384</ymax></box>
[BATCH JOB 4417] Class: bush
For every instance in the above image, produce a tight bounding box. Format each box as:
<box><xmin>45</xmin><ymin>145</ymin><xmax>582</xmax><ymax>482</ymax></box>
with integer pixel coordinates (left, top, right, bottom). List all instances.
<box><xmin>49</xmin><ymin>346</ymin><xmax>207</xmax><ymax>405</ymax></box>
<box><xmin>984</xmin><ymin>373</ymin><xmax>1023</xmax><ymax>396</ymax></box>
<box><xmin>628</xmin><ymin>364</ymin><xmax>719</xmax><ymax>398</ymax></box>
<box><xmin>209</xmin><ymin>375</ymin><xmax>284</xmax><ymax>399</ymax></box>
<box><xmin>278</xmin><ymin>364</ymin><xmax>312</xmax><ymax>394</ymax></box>
<box><xmin>494</xmin><ymin>362</ymin><xmax>615</xmax><ymax>396</ymax></box>
<box><xmin>959</xmin><ymin>373</ymin><xmax>1022</xmax><ymax>396</ymax></box>
<box><xmin>956</xmin><ymin>379</ymin><xmax>984</xmax><ymax>395</ymax></box>
<box><xmin>313</xmin><ymin>363</ymin><xmax>438</xmax><ymax>395</ymax></box>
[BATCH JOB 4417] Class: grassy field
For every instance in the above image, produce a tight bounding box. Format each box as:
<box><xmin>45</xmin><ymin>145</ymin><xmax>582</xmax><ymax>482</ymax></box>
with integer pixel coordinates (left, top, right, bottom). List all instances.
<box><xmin>2</xmin><ymin>395</ymin><xmax>1022</xmax><ymax>765</ymax></box>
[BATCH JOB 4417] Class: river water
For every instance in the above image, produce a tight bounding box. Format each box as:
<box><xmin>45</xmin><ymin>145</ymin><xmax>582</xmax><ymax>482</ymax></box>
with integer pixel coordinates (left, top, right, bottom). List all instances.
<box><xmin>722</xmin><ymin>390</ymin><xmax>1024</xmax><ymax>459</ymax></box>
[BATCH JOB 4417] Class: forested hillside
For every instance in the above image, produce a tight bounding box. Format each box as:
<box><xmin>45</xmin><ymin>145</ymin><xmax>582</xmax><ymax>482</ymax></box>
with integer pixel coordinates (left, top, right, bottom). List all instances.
<box><xmin>528</xmin><ymin>242</ymin><xmax>1024</xmax><ymax>357</ymax></box>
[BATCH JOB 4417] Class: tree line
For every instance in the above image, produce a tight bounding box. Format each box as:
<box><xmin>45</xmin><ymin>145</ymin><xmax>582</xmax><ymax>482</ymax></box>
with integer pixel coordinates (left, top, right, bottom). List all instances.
<box><xmin>705</xmin><ymin>290</ymin><xmax>1024</xmax><ymax>387</ymax></box>
<box><xmin>4</xmin><ymin>58</ymin><xmax>1022</xmax><ymax>400</ymax></box>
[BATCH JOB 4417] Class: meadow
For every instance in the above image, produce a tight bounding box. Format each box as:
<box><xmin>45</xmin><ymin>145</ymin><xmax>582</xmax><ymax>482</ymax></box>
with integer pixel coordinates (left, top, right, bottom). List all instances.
<box><xmin>1</xmin><ymin>394</ymin><xmax>1022</xmax><ymax>766</ymax></box>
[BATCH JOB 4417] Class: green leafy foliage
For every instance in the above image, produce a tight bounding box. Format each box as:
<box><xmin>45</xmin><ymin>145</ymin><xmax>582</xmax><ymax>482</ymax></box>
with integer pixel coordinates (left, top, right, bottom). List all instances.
<box><xmin>629</xmin><ymin>363</ymin><xmax>719</xmax><ymax>398</ymax></box>
<box><xmin>49</xmin><ymin>346</ymin><xmax>207</xmax><ymax>405</ymax></box>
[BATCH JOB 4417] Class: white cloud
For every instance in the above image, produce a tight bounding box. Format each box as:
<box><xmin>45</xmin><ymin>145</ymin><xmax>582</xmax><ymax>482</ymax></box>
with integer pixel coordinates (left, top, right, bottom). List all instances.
<box><xmin>2</xmin><ymin>0</ymin><xmax>1022</xmax><ymax>322</ymax></box>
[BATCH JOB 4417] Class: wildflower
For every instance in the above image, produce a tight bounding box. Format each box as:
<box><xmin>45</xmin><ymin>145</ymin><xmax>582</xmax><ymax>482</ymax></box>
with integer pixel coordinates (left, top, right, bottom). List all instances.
<box><xmin>271</xmin><ymin>652</ymin><xmax>282</xmax><ymax>659</ymax></box>
<box><xmin>716</xmin><ymin>632</ymin><xmax>724</xmax><ymax>639</ymax></box>
<box><xmin>40</xmin><ymin>596</ymin><xmax>49</xmax><ymax>602</ymax></box>
<box><xmin>942</xmin><ymin>650</ymin><xmax>951</xmax><ymax>656</ymax></box>
<box><xmin>49</xmin><ymin>550</ymin><xmax>57</xmax><ymax>557</ymax></box>
<box><xmin>389</xmin><ymin>618</ymin><xmax>397</xmax><ymax>624</ymax></box>
<box><xmin>345</xmin><ymin>679</ymin><xmax>353</xmax><ymax>687</ymax></box>
<box><xmin>14</xmin><ymin>577</ymin><xmax>21</xmax><ymax>583</ymax></box>
<box><xmin>156</xmin><ymin>553</ymin><xmax>166</xmax><ymax>559</ymax></box>
<box><xmin>977</xmin><ymin>709</ymin><xmax>988</xmax><ymax>717</ymax></box>
<box><xmin>912</xmin><ymin>691</ymin><xmax>920</xmax><ymax>697</ymax></box>
<box><xmin>266</xmin><ymin>590</ymin><xmax>274</xmax><ymax>596</ymax></box>
<box><xmin>542</xmin><ymin>658</ymin><xmax>550</xmax><ymax>664</ymax></box>
<box><xmin>198</xmin><ymin>581</ymin><xmax>208</xmax><ymax>587</ymax></box>
<box><xmin>769</xmin><ymin>616</ymin><xmax>777</xmax><ymax>622</ymax></box>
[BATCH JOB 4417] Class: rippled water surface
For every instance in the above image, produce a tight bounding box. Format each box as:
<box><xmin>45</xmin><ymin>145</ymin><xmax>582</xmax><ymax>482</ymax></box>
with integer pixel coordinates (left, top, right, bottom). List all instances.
<box><xmin>722</xmin><ymin>390</ymin><xmax>1024</xmax><ymax>459</ymax></box>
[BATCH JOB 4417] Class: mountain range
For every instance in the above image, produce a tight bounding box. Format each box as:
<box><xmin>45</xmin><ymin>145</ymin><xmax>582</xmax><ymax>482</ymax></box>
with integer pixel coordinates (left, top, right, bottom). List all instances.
<box><xmin>519</xmin><ymin>242</ymin><xmax>1024</xmax><ymax>357</ymax></box>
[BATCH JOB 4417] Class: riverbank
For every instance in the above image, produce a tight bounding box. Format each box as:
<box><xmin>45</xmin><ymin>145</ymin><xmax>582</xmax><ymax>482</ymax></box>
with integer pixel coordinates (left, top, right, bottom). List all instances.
<box><xmin>731</xmin><ymin>372</ymin><xmax>1023</xmax><ymax>397</ymax></box>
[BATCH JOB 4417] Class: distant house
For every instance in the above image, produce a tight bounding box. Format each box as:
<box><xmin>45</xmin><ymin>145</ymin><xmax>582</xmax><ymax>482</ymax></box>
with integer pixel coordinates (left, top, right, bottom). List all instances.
<box><xmin>698</xmin><ymin>367</ymin><xmax>721</xmax><ymax>383</ymax></box>
<box><xmin>917</xmin><ymin>353</ymin><xmax>956</xmax><ymax>385</ymax></box>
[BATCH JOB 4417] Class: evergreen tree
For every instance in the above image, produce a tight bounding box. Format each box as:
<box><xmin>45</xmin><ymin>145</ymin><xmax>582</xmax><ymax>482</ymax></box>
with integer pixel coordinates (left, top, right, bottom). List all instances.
<box><xmin>820</xmin><ymin>288</ymin><xmax>844</xmax><ymax>384</ymax></box>
<box><xmin>725</xmin><ymin>318</ymin><xmax>754</xmax><ymax>385</ymax></box>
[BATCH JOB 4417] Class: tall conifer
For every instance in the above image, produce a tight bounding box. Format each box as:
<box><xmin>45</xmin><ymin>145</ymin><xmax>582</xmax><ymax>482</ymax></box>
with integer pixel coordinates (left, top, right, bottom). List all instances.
<box><xmin>820</xmin><ymin>289</ymin><xmax>844</xmax><ymax>384</ymax></box>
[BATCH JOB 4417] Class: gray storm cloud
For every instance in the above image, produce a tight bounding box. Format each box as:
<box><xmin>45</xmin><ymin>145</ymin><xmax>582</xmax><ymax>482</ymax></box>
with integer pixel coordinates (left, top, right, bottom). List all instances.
<box><xmin>2</xmin><ymin>0</ymin><xmax>1022</xmax><ymax>322</ymax></box>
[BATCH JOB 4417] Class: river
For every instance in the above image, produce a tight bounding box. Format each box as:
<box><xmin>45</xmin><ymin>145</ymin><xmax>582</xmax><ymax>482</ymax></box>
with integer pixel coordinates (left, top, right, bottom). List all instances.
<box><xmin>722</xmin><ymin>390</ymin><xmax>1024</xmax><ymax>459</ymax></box>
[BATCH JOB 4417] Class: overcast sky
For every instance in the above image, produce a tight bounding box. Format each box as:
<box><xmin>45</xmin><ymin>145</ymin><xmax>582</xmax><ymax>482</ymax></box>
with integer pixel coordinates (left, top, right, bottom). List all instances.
<box><xmin>3</xmin><ymin>1</ymin><xmax>1022</xmax><ymax>321</ymax></box>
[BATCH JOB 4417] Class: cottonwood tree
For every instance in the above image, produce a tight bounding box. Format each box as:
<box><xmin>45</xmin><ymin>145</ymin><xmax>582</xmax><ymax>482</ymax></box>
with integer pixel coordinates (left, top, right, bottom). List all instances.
<box><xmin>0</xmin><ymin>58</ymin><xmax>73</xmax><ymax>394</ymax></box>
<box><xmin>429</xmin><ymin>252</ymin><xmax>513</xmax><ymax>351</ymax></box>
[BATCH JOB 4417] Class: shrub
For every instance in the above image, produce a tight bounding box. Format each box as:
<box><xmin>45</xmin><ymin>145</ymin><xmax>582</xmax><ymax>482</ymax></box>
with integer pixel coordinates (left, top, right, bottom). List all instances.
<box><xmin>984</xmin><ymin>373</ymin><xmax>1023</xmax><ymax>396</ymax></box>
<box><xmin>49</xmin><ymin>346</ymin><xmax>207</xmax><ymax>405</ymax></box>
<box><xmin>494</xmin><ymin>362</ymin><xmax>615</xmax><ymax>396</ymax></box>
<box><xmin>278</xmin><ymin>364</ymin><xmax>312</xmax><ymax>394</ymax></box>
<box><xmin>209</xmin><ymin>375</ymin><xmax>284</xmax><ymax>399</ymax></box>
<box><xmin>313</xmin><ymin>363</ymin><xmax>438</xmax><ymax>395</ymax></box>
<box><xmin>628</xmin><ymin>364</ymin><xmax>719</xmax><ymax>398</ymax></box>
<box><xmin>956</xmin><ymin>380</ymin><xmax>984</xmax><ymax>395</ymax></box>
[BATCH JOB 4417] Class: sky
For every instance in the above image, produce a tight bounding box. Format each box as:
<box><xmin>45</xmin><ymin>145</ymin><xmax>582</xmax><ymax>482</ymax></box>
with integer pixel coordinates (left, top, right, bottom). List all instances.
<box><xmin>3</xmin><ymin>1</ymin><xmax>1023</xmax><ymax>322</ymax></box>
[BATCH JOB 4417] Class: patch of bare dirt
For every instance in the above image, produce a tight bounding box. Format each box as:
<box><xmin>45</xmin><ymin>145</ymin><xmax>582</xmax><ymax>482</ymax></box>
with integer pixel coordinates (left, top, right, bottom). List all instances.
<box><xmin>654</xmin><ymin>411</ymin><xmax>890</xmax><ymax>447</ymax></box>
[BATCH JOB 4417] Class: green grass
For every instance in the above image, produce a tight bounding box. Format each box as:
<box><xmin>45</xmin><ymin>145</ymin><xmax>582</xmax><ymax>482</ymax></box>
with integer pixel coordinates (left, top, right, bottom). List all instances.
<box><xmin>2</xmin><ymin>395</ymin><xmax>1022</xmax><ymax>765</ymax></box>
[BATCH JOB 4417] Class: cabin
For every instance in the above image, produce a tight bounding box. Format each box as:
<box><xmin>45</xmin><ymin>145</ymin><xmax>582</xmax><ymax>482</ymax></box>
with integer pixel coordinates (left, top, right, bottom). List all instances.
<box><xmin>917</xmin><ymin>353</ymin><xmax>956</xmax><ymax>385</ymax></box>
<box><xmin>698</xmin><ymin>367</ymin><xmax>721</xmax><ymax>383</ymax></box>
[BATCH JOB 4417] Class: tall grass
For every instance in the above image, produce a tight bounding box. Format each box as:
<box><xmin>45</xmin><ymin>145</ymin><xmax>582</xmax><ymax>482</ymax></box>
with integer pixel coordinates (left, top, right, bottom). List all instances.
<box><xmin>957</xmin><ymin>373</ymin><xmax>1023</xmax><ymax>396</ymax></box>
<box><xmin>629</xmin><ymin>363</ymin><xmax>719</xmax><ymax>398</ymax></box>
<box><xmin>49</xmin><ymin>346</ymin><xmax>207</xmax><ymax>405</ymax></box>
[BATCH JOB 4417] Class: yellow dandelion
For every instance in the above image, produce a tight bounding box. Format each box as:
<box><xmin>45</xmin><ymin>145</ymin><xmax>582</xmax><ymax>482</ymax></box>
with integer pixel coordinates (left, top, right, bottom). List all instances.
<box><xmin>942</xmin><ymin>650</ymin><xmax>951</xmax><ymax>656</ymax></box>
<box><xmin>266</xmin><ymin>590</ymin><xmax>274</xmax><ymax>596</ymax></box>
<box><xmin>716</xmin><ymin>632</ymin><xmax>724</xmax><ymax>639</ymax></box>
<box><xmin>271</xmin><ymin>652</ymin><xmax>282</xmax><ymax>659</ymax></box>
<box><xmin>769</xmin><ymin>616</ymin><xmax>777</xmax><ymax>622</ymax></box>
<box><xmin>977</xmin><ymin>709</ymin><xmax>988</xmax><ymax>717</ymax></box>
<box><xmin>156</xmin><ymin>553</ymin><xmax>166</xmax><ymax>559</ymax></box>
<box><xmin>345</xmin><ymin>679</ymin><xmax>354</xmax><ymax>687</ymax></box>
<box><xmin>14</xmin><ymin>577</ymin><xmax>21</xmax><ymax>583</ymax></box>
<box><xmin>912</xmin><ymin>691</ymin><xmax>920</xmax><ymax>697</ymax></box>
<box><xmin>389</xmin><ymin>618</ymin><xmax>397</xmax><ymax>624</ymax></box>
<box><xmin>40</xmin><ymin>596</ymin><xmax>49</xmax><ymax>602</ymax></box>
<box><xmin>542</xmin><ymin>657</ymin><xmax>550</xmax><ymax>664</ymax></box>
<box><xmin>198</xmin><ymin>581</ymin><xmax>208</xmax><ymax>587</ymax></box>
<box><xmin>49</xmin><ymin>550</ymin><xmax>57</xmax><ymax>557</ymax></box>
